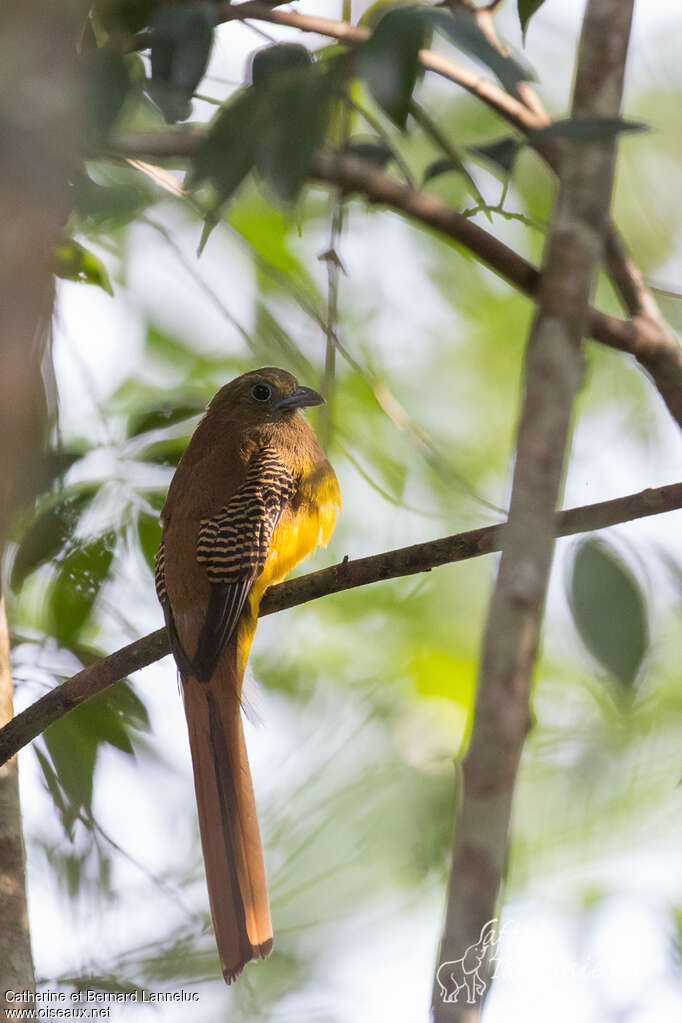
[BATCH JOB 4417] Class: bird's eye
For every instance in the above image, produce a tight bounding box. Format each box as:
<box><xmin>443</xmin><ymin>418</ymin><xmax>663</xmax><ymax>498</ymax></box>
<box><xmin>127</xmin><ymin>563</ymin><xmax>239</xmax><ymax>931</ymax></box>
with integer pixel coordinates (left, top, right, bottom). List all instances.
<box><xmin>251</xmin><ymin>383</ymin><xmax>272</xmax><ymax>403</ymax></box>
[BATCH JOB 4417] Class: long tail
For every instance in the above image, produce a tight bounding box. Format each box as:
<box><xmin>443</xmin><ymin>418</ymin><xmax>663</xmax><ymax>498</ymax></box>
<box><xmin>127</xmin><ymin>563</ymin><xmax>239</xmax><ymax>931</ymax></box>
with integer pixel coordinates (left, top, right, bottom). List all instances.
<box><xmin>182</xmin><ymin>662</ymin><xmax>273</xmax><ymax>983</ymax></box>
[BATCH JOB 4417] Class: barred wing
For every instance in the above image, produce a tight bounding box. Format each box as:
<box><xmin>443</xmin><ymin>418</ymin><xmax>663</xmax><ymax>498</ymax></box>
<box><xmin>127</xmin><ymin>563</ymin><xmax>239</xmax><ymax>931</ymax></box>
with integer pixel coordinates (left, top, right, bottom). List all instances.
<box><xmin>193</xmin><ymin>446</ymin><xmax>296</xmax><ymax>681</ymax></box>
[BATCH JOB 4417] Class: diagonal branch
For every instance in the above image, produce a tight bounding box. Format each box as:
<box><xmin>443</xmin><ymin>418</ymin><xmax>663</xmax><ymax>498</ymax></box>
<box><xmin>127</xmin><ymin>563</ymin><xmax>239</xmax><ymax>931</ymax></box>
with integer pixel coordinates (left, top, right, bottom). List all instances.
<box><xmin>444</xmin><ymin>0</ymin><xmax>682</xmax><ymax>435</ymax></box>
<box><xmin>1</xmin><ymin>481</ymin><xmax>680</xmax><ymax>767</ymax></box>
<box><xmin>105</xmin><ymin>131</ymin><xmax>682</xmax><ymax>428</ymax></box>
<box><xmin>135</xmin><ymin>0</ymin><xmax>679</xmax><ymax>427</ymax></box>
<box><xmin>602</xmin><ymin>230</ymin><xmax>682</xmax><ymax>421</ymax></box>
<box><xmin>432</xmin><ymin>2</ymin><xmax>635</xmax><ymax>1019</ymax></box>
<box><xmin>124</xmin><ymin>2</ymin><xmax>541</xmax><ymax>130</ymax></box>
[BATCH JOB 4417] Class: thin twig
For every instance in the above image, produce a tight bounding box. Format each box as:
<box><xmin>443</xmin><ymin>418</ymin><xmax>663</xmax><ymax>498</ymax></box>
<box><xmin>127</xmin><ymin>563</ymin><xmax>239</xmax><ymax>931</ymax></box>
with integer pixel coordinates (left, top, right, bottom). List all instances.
<box><xmin>460</xmin><ymin>202</ymin><xmax>545</xmax><ymax>232</ymax></box>
<box><xmin>1</xmin><ymin>480</ymin><xmax>680</xmax><ymax>766</ymax></box>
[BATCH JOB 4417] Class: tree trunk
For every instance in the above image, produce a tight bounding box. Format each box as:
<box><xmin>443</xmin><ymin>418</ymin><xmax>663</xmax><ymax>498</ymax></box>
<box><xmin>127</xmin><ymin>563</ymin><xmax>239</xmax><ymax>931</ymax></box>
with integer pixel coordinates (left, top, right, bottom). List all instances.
<box><xmin>0</xmin><ymin>2</ymin><xmax>85</xmax><ymax>1013</ymax></box>
<box><xmin>0</xmin><ymin>595</ymin><xmax>35</xmax><ymax>1016</ymax></box>
<box><xmin>0</xmin><ymin>0</ymin><xmax>83</xmax><ymax>541</ymax></box>
<box><xmin>432</xmin><ymin>1</ymin><xmax>636</xmax><ymax>1019</ymax></box>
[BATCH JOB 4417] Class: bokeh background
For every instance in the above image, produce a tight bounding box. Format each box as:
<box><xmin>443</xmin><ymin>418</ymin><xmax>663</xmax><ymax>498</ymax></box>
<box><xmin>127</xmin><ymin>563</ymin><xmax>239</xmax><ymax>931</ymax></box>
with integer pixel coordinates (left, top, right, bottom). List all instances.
<box><xmin>6</xmin><ymin>1</ymin><xmax>682</xmax><ymax>1020</ymax></box>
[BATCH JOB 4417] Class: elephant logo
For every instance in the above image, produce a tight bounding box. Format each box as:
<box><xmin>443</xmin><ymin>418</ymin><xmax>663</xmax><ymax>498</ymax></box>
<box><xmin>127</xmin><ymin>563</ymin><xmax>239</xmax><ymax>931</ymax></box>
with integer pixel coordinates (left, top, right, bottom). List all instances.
<box><xmin>436</xmin><ymin>918</ymin><xmax>499</xmax><ymax>1004</ymax></box>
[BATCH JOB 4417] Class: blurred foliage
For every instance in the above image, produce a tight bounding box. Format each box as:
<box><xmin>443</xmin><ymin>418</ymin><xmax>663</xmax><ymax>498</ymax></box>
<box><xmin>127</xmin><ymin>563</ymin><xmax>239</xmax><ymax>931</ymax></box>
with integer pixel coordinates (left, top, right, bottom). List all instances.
<box><xmin>568</xmin><ymin>538</ymin><xmax>648</xmax><ymax>696</ymax></box>
<box><xmin>54</xmin><ymin>239</ymin><xmax>113</xmax><ymax>294</ymax></box>
<box><xmin>148</xmin><ymin>2</ymin><xmax>215</xmax><ymax>123</ymax></box>
<box><xmin>3</xmin><ymin>1</ymin><xmax>681</xmax><ymax>1019</ymax></box>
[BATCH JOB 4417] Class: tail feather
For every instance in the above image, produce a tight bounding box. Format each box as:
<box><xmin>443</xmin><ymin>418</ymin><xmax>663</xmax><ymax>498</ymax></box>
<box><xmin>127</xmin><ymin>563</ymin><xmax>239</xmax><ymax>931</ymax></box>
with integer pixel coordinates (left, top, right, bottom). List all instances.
<box><xmin>182</xmin><ymin>668</ymin><xmax>273</xmax><ymax>983</ymax></box>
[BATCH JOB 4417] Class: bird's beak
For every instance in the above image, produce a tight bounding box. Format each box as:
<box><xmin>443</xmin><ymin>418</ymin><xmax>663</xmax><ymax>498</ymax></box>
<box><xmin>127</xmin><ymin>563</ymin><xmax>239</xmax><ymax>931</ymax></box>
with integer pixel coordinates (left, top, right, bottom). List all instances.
<box><xmin>274</xmin><ymin>386</ymin><xmax>325</xmax><ymax>411</ymax></box>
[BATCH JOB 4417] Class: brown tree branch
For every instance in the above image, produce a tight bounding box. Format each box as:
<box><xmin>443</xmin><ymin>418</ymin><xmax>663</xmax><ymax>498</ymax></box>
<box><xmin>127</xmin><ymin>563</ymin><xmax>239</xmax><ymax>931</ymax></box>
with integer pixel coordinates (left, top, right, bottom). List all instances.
<box><xmin>105</xmin><ymin>130</ymin><xmax>682</xmax><ymax>428</ymax></box>
<box><xmin>1</xmin><ymin>481</ymin><xmax>680</xmax><ymax>767</ymax></box>
<box><xmin>432</xmin><ymin>3</ymin><xmax>635</xmax><ymax>1019</ymax></box>
<box><xmin>443</xmin><ymin>0</ymin><xmax>682</xmax><ymax>436</ymax></box>
<box><xmin>143</xmin><ymin>0</ymin><xmax>679</xmax><ymax>427</ymax></box>
<box><xmin>124</xmin><ymin>1</ymin><xmax>540</xmax><ymax>131</ymax></box>
<box><xmin>602</xmin><ymin>230</ymin><xmax>682</xmax><ymax>422</ymax></box>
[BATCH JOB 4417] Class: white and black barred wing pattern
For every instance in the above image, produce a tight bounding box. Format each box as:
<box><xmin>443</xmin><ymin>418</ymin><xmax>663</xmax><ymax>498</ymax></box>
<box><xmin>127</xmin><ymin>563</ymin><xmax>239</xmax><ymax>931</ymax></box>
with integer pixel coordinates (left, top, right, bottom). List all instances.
<box><xmin>193</xmin><ymin>445</ymin><xmax>296</xmax><ymax>680</ymax></box>
<box><xmin>154</xmin><ymin>541</ymin><xmax>167</xmax><ymax>606</ymax></box>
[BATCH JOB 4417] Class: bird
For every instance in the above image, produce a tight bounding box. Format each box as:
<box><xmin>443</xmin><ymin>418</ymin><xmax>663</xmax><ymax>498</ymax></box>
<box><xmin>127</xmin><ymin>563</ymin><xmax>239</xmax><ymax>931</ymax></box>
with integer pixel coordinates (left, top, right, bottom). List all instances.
<box><xmin>154</xmin><ymin>367</ymin><xmax>341</xmax><ymax>983</ymax></box>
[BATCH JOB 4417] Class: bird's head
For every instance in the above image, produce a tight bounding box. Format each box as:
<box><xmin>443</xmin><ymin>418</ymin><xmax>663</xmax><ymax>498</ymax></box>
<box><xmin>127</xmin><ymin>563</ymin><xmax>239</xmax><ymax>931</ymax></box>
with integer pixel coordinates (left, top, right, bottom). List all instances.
<box><xmin>208</xmin><ymin>367</ymin><xmax>324</xmax><ymax>427</ymax></box>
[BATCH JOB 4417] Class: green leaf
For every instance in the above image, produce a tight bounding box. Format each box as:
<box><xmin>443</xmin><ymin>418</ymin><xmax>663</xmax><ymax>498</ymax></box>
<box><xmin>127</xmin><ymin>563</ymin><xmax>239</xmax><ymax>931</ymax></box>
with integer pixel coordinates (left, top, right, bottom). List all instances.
<box><xmin>193</xmin><ymin>52</ymin><xmax>337</xmax><ymax>206</ymax></box>
<box><xmin>518</xmin><ymin>0</ymin><xmax>547</xmax><ymax>43</ymax></box>
<box><xmin>11</xmin><ymin>484</ymin><xmax>100</xmax><ymax>589</ymax></box>
<box><xmin>256</xmin><ymin>67</ymin><xmax>338</xmax><ymax>202</ymax></box>
<box><xmin>190</xmin><ymin>86</ymin><xmax>268</xmax><ymax>203</ymax></box>
<box><xmin>423</xmin><ymin>157</ymin><xmax>468</xmax><ymax>185</ymax></box>
<box><xmin>137</xmin><ymin>511</ymin><xmax>162</xmax><ymax>573</ymax></box>
<box><xmin>149</xmin><ymin>2</ymin><xmax>215</xmax><ymax>123</ymax></box>
<box><xmin>358</xmin><ymin>8</ymin><xmax>427</xmax><ymax>130</ymax></box>
<box><xmin>569</xmin><ymin>539</ymin><xmax>648</xmax><ymax>690</ymax></box>
<box><xmin>76</xmin><ymin>698</ymin><xmax>133</xmax><ymax>756</ymax></box>
<box><xmin>83</xmin><ymin>50</ymin><xmax>132</xmax><ymax>143</ymax></box>
<box><xmin>358</xmin><ymin>0</ymin><xmax>419</xmax><ymax>29</ymax></box>
<box><xmin>54</xmin><ymin>240</ymin><xmax>113</xmax><ymax>295</ymax></box>
<box><xmin>197</xmin><ymin>214</ymin><xmax>217</xmax><ymax>257</ymax></box>
<box><xmin>108</xmin><ymin>680</ymin><xmax>150</xmax><ymax>733</ymax></box>
<box><xmin>422</xmin><ymin>9</ymin><xmax>535</xmax><ymax>94</ymax></box>
<box><xmin>72</xmin><ymin>171</ymin><xmax>154</xmax><ymax>232</ymax></box>
<box><xmin>43</xmin><ymin>714</ymin><xmax>98</xmax><ymax>820</ymax></box>
<box><xmin>251</xmin><ymin>43</ymin><xmax>312</xmax><ymax>85</ymax></box>
<box><xmin>35</xmin><ymin>748</ymin><xmax>72</xmax><ymax>833</ymax></box>
<box><xmin>530</xmin><ymin>117</ymin><xmax>648</xmax><ymax>144</ymax></box>
<box><xmin>41</xmin><ymin>680</ymin><xmax>148</xmax><ymax>830</ymax></box>
<box><xmin>344</xmin><ymin>137</ymin><xmax>395</xmax><ymax>168</ymax></box>
<box><xmin>49</xmin><ymin>533</ymin><xmax>116</xmax><ymax>646</ymax></box>
<box><xmin>470</xmin><ymin>137</ymin><xmax>523</xmax><ymax>175</ymax></box>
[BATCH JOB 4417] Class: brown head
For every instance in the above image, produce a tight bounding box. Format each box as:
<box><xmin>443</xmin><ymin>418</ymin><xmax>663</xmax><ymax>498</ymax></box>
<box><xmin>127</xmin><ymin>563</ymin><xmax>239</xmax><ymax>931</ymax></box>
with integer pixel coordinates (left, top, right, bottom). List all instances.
<box><xmin>207</xmin><ymin>368</ymin><xmax>324</xmax><ymax>429</ymax></box>
<box><xmin>164</xmin><ymin>368</ymin><xmax>328</xmax><ymax>519</ymax></box>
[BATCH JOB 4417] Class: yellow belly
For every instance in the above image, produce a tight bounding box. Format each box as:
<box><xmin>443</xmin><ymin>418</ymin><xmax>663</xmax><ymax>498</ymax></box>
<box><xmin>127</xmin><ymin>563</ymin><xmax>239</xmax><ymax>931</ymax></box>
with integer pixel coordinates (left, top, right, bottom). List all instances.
<box><xmin>236</xmin><ymin>465</ymin><xmax>341</xmax><ymax>674</ymax></box>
